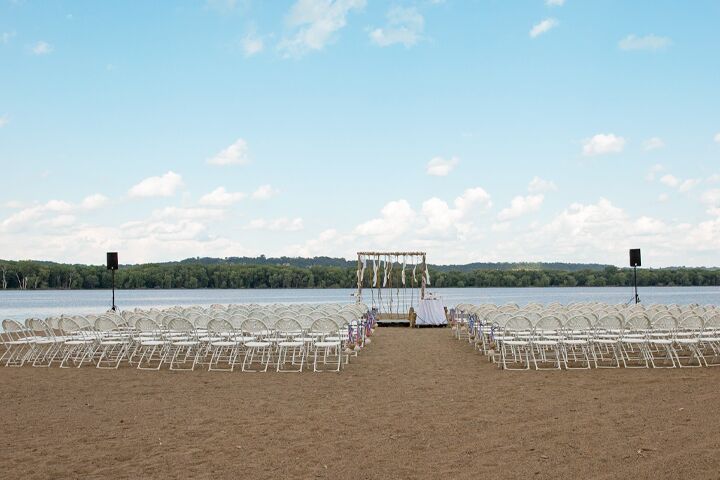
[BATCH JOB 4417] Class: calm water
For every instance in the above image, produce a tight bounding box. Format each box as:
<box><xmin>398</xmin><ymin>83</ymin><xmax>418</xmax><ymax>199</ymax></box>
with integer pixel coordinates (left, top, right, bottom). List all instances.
<box><xmin>0</xmin><ymin>287</ymin><xmax>719</xmax><ymax>321</ymax></box>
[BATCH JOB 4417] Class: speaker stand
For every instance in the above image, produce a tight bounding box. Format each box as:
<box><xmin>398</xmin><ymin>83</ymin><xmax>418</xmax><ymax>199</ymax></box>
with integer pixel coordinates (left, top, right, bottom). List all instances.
<box><xmin>111</xmin><ymin>269</ymin><xmax>116</xmax><ymax>311</ymax></box>
<box><xmin>633</xmin><ymin>266</ymin><xmax>640</xmax><ymax>304</ymax></box>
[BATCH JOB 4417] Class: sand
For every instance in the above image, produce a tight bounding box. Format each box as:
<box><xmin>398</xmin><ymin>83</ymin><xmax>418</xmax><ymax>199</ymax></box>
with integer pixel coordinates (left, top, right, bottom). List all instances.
<box><xmin>2</xmin><ymin>328</ymin><xmax>720</xmax><ymax>479</ymax></box>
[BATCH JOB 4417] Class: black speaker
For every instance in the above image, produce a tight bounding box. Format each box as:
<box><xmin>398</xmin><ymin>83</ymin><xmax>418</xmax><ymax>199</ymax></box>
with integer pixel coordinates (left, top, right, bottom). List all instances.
<box><xmin>629</xmin><ymin>249</ymin><xmax>641</xmax><ymax>267</ymax></box>
<box><xmin>107</xmin><ymin>252</ymin><xmax>119</xmax><ymax>270</ymax></box>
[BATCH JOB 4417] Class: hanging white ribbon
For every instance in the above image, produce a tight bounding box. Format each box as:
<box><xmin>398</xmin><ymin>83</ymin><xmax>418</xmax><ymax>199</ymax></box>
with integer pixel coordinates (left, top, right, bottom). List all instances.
<box><xmin>401</xmin><ymin>255</ymin><xmax>406</xmax><ymax>286</ymax></box>
<box><xmin>361</xmin><ymin>256</ymin><xmax>367</xmax><ymax>284</ymax></box>
<box><xmin>382</xmin><ymin>256</ymin><xmax>388</xmax><ymax>287</ymax></box>
<box><xmin>372</xmin><ymin>257</ymin><xmax>378</xmax><ymax>287</ymax></box>
<box><xmin>425</xmin><ymin>265</ymin><xmax>431</xmax><ymax>286</ymax></box>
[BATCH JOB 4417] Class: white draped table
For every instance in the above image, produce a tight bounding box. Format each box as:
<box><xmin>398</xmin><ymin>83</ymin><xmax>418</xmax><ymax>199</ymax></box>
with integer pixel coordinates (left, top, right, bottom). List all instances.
<box><xmin>415</xmin><ymin>298</ymin><xmax>447</xmax><ymax>326</ymax></box>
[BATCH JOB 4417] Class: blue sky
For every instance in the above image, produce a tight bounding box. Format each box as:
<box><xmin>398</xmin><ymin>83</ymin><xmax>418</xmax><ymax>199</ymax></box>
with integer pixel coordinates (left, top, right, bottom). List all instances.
<box><xmin>1</xmin><ymin>0</ymin><xmax>719</xmax><ymax>267</ymax></box>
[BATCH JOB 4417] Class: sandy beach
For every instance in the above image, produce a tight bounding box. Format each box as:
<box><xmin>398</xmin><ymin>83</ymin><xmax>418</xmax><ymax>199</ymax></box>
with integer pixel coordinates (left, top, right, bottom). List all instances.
<box><xmin>2</xmin><ymin>327</ymin><xmax>719</xmax><ymax>479</ymax></box>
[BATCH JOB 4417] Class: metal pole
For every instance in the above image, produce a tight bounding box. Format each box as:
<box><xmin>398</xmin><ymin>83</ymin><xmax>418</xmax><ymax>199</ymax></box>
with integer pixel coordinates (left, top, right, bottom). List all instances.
<box><xmin>633</xmin><ymin>266</ymin><xmax>639</xmax><ymax>304</ymax></box>
<box><xmin>112</xmin><ymin>269</ymin><xmax>116</xmax><ymax>311</ymax></box>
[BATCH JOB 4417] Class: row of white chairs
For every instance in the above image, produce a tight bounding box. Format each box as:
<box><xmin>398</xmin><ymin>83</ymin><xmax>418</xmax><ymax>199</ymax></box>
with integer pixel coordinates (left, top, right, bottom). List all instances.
<box><xmin>1</xmin><ymin>303</ymin><xmax>375</xmax><ymax>373</ymax></box>
<box><xmin>453</xmin><ymin>303</ymin><xmax>720</xmax><ymax>370</ymax></box>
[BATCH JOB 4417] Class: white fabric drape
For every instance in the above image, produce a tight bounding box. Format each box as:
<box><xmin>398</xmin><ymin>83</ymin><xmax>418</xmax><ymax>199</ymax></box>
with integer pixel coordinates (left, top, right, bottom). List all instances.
<box><xmin>372</xmin><ymin>257</ymin><xmax>378</xmax><ymax>287</ymax></box>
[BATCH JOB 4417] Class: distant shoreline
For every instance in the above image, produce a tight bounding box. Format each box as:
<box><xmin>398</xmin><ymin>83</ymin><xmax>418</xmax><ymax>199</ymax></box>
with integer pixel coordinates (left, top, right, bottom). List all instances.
<box><xmin>1</xmin><ymin>258</ymin><xmax>718</xmax><ymax>290</ymax></box>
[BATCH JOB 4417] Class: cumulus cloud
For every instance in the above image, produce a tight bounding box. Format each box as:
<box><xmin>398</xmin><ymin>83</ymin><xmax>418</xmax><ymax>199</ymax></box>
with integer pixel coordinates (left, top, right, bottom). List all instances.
<box><xmin>206</xmin><ymin>138</ymin><xmax>250</xmax><ymax>166</ymax></box>
<box><xmin>30</xmin><ymin>41</ymin><xmax>53</xmax><ymax>55</ymax></box>
<box><xmin>426</xmin><ymin>156</ymin><xmax>459</xmax><ymax>176</ymax></box>
<box><xmin>369</xmin><ymin>6</ymin><xmax>424</xmax><ymax>47</ymax></box>
<box><xmin>278</xmin><ymin>0</ymin><xmax>366</xmax><ymax>58</ymax></box>
<box><xmin>247</xmin><ymin>217</ymin><xmax>304</xmax><ymax>231</ymax></box>
<box><xmin>528</xmin><ymin>176</ymin><xmax>557</xmax><ymax>193</ymax></box>
<box><xmin>80</xmin><ymin>194</ymin><xmax>109</xmax><ymax>210</ymax></box>
<box><xmin>353</xmin><ymin>187</ymin><xmax>492</xmax><ymax>245</ymax></box>
<box><xmin>128</xmin><ymin>171</ymin><xmax>184</xmax><ymax>198</ymax></box>
<box><xmin>511</xmin><ymin>198</ymin><xmax>720</xmax><ymax>265</ymax></box>
<box><xmin>643</xmin><ymin>137</ymin><xmax>665</xmax><ymax>151</ymax></box>
<box><xmin>354</xmin><ymin>199</ymin><xmax>416</xmax><ymax>239</ymax></box>
<box><xmin>419</xmin><ymin>188</ymin><xmax>492</xmax><ymax>238</ymax></box>
<box><xmin>619</xmin><ymin>34</ymin><xmax>672</xmax><ymax>51</ymax></box>
<box><xmin>529</xmin><ymin>18</ymin><xmax>558</xmax><ymax>38</ymax></box>
<box><xmin>582</xmin><ymin>133</ymin><xmax>626</xmax><ymax>156</ymax></box>
<box><xmin>199</xmin><ymin>187</ymin><xmax>247</xmax><ymax>206</ymax></box>
<box><xmin>497</xmin><ymin>194</ymin><xmax>544</xmax><ymax>221</ymax></box>
<box><xmin>0</xmin><ymin>194</ymin><xmax>107</xmax><ymax>233</ymax></box>
<box><xmin>545</xmin><ymin>0</ymin><xmax>565</xmax><ymax>5</ymax></box>
<box><xmin>251</xmin><ymin>184</ymin><xmax>279</xmax><ymax>200</ymax></box>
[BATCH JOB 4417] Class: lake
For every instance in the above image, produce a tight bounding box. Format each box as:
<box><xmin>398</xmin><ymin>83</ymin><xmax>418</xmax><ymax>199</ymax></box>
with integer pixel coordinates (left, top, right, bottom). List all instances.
<box><xmin>1</xmin><ymin>286</ymin><xmax>719</xmax><ymax>321</ymax></box>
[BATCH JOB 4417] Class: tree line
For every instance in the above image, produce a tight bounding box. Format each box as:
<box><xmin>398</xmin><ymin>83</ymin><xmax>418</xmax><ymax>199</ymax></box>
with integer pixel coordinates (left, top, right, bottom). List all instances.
<box><xmin>0</xmin><ymin>259</ymin><xmax>718</xmax><ymax>290</ymax></box>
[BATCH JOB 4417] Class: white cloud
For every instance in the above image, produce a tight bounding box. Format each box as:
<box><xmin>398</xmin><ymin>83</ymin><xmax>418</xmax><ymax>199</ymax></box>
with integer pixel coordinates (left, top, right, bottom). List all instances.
<box><xmin>528</xmin><ymin>176</ymin><xmax>557</xmax><ymax>193</ymax></box>
<box><xmin>545</xmin><ymin>0</ymin><xmax>565</xmax><ymax>5</ymax></box>
<box><xmin>199</xmin><ymin>187</ymin><xmax>246</xmax><ymax>206</ymax></box>
<box><xmin>369</xmin><ymin>6</ymin><xmax>424</xmax><ymax>47</ymax></box>
<box><xmin>529</xmin><ymin>18</ymin><xmax>558</xmax><ymax>38</ymax></box>
<box><xmin>355</xmin><ymin>199</ymin><xmax>416</xmax><ymax>239</ymax></box>
<box><xmin>707</xmin><ymin>174</ymin><xmax>720</xmax><ymax>184</ymax></box>
<box><xmin>354</xmin><ymin>187</ymin><xmax>492</xmax><ymax>245</ymax></box>
<box><xmin>643</xmin><ymin>137</ymin><xmax>665</xmax><ymax>151</ymax></box>
<box><xmin>702</xmin><ymin>189</ymin><xmax>720</xmax><ymax>207</ymax></box>
<box><xmin>497</xmin><ymin>194</ymin><xmax>544</xmax><ymax>221</ymax></box>
<box><xmin>658</xmin><ymin>193</ymin><xmax>669</xmax><ymax>203</ymax></box>
<box><xmin>714</xmin><ymin>132</ymin><xmax>720</xmax><ymax>144</ymax></box>
<box><xmin>701</xmin><ymin>189</ymin><xmax>720</xmax><ymax>216</ymax></box>
<box><xmin>283</xmin><ymin>228</ymin><xmax>351</xmax><ymax>258</ymax></box>
<box><xmin>128</xmin><ymin>171</ymin><xmax>184</xmax><ymax>198</ymax></box>
<box><xmin>659</xmin><ymin>174</ymin><xmax>679</xmax><ymax>188</ymax></box>
<box><xmin>43</xmin><ymin>215</ymin><xmax>76</xmax><ymax>228</ymax></box>
<box><xmin>418</xmin><ymin>188</ymin><xmax>491</xmax><ymax>238</ymax></box>
<box><xmin>251</xmin><ymin>184</ymin><xmax>279</xmax><ymax>200</ymax></box>
<box><xmin>619</xmin><ymin>34</ymin><xmax>672</xmax><ymax>51</ymax></box>
<box><xmin>0</xmin><ymin>195</ymin><xmax>106</xmax><ymax>232</ymax></box>
<box><xmin>678</xmin><ymin>179</ymin><xmax>701</xmax><ymax>193</ymax></box>
<box><xmin>151</xmin><ymin>207</ymin><xmax>225</xmax><ymax>221</ymax></box>
<box><xmin>206</xmin><ymin>138</ymin><xmax>250</xmax><ymax>166</ymax></box>
<box><xmin>0</xmin><ymin>115</ymin><xmax>8</xmax><ymax>128</ymax></box>
<box><xmin>426</xmin><ymin>156</ymin><xmax>459</xmax><ymax>176</ymax></box>
<box><xmin>242</xmin><ymin>30</ymin><xmax>264</xmax><ymax>56</ymax></box>
<box><xmin>278</xmin><ymin>0</ymin><xmax>366</xmax><ymax>58</ymax></box>
<box><xmin>2</xmin><ymin>31</ymin><xmax>16</xmax><ymax>44</ymax></box>
<box><xmin>660</xmin><ymin>173</ymin><xmax>701</xmax><ymax>193</ymax></box>
<box><xmin>646</xmin><ymin>164</ymin><xmax>665</xmax><ymax>181</ymax></box>
<box><xmin>31</xmin><ymin>41</ymin><xmax>53</xmax><ymax>55</ymax></box>
<box><xmin>2</xmin><ymin>200</ymin><xmax>23</xmax><ymax>209</ymax></box>
<box><xmin>582</xmin><ymin>133</ymin><xmax>626</xmax><ymax>156</ymax></box>
<box><xmin>453</xmin><ymin>187</ymin><xmax>492</xmax><ymax>213</ymax></box>
<box><xmin>247</xmin><ymin>217</ymin><xmax>304</xmax><ymax>231</ymax></box>
<box><xmin>80</xmin><ymin>194</ymin><xmax>109</xmax><ymax>210</ymax></box>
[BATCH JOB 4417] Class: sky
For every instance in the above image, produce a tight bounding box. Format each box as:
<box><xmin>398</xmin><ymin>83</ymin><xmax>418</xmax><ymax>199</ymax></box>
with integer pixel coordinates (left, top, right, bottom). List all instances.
<box><xmin>1</xmin><ymin>0</ymin><xmax>719</xmax><ymax>267</ymax></box>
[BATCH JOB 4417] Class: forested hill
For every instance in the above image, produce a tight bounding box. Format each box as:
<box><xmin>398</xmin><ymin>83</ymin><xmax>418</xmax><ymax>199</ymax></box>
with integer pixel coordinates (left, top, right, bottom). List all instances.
<box><xmin>1</xmin><ymin>257</ymin><xmax>719</xmax><ymax>290</ymax></box>
<box><xmin>173</xmin><ymin>256</ymin><xmax>608</xmax><ymax>272</ymax></box>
